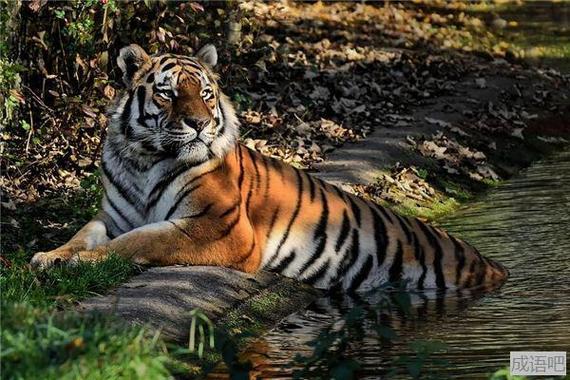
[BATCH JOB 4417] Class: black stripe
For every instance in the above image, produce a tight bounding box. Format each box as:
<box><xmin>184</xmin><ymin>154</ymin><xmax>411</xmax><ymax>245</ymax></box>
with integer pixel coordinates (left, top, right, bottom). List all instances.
<box><xmin>105</xmin><ymin>148</ymin><xmax>144</xmax><ymax>194</ymax></box>
<box><xmin>308</xmin><ymin>174</ymin><xmax>316</xmax><ymax>202</ymax></box>
<box><xmin>335</xmin><ymin>209</ymin><xmax>351</xmax><ymax>252</ymax></box>
<box><xmin>141</xmin><ymin>140</ymin><xmax>157</xmax><ymax>153</ymax></box>
<box><xmin>395</xmin><ymin>214</ymin><xmax>412</xmax><ymax>243</ymax></box>
<box><xmin>181</xmin><ymin>203</ymin><xmax>213</xmax><ymax>219</ymax></box>
<box><xmin>435</xmin><ymin>292</ymin><xmax>446</xmax><ymax>315</ymax></box>
<box><xmin>159</xmin><ymin>56</ymin><xmax>171</xmax><ymax>65</ymax></box>
<box><xmin>348</xmin><ymin>254</ymin><xmax>374</xmax><ymax>292</ymax></box>
<box><xmin>103</xmin><ymin>213</ymin><xmax>123</xmax><ymax>239</ymax></box>
<box><xmin>237</xmin><ymin>145</ymin><xmax>245</xmax><ymax>190</ymax></box>
<box><xmin>112</xmin><ymin>155</ymin><xmax>140</xmax><ymax>184</ymax></box>
<box><xmin>124</xmin><ymin>55</ymin><xmax>138</xmax><ymax>80</ymax></box>
<box><xmin>370</xmin><ymin>205</ymin><xmax>389</xmax><ymax>267</ymax></box>
<box><xmin>332</xmin><ymin>186</ymin><xmax>346</xmax><ymax>201</ymax></box>
<box><xmin>416</xmin><ymin>243</ymin><xmax>427</xmax><ymax>290</ymax></box>
<box><xmin>299</xmin><ymin>188</ymin><xmax>329</xmax><ymax>275</ymax></box>
<box><xmin>304</xmin><ymin>258</ymin><xmax>331</xmax><ymax>286</ymax></box>
<box><xmin>170</xmin><ymin>166</ymin><xmax>219</xmax><ymax>205</ymax></box>
<box><xmin>417</xmin><ymin>222</ymin><xmax>447</xmax><ymax>289</ymax></box>
<box><xmin>450</xmin><ymin>235</ymin><xmax>466</xmax><ymax>286</ymax></box>
<box><xmin>272</xmin><ymin>169</ymin><xmax>304</xmax><ymax>260</ymax></box>
<box><xmin>120</xmin><ymin>90</ymin><xmax>135</xmax><ymax>137</ymax></box>
<box><xmin>104</xmin><ymin>195</ymin><xmax>135</xmax><ymax>230</ymax></box>
<box><xmin>177</xmin><ymin>58</ymin><xmax>203</xmax><ymax>70</ymax></box>
<box><xmin>150</xmin><ymin>155</ymin><xmax>170</xmax><ymax>169</ymax></box>
<box><xmin>164</xmin><ymin>184</ymin><xmax>200</xmax><ymax>220</ymax></box>
<box><xmin>271</xmin><ymin>250</ymin><xmax>297</xmax><ymax>273</ymax></box>
<box><xmin>217</xmin><ymin>123</ymin><xmax>225</xmax><ymax>137</ymax></box>
<box><xmin>136</xmin><ymin>86</ymin><xmax>148</xmax><ymax>127</ymax></box>
<box><xmin>269</xmin><ymin>156</ymin><xmax>284</xmax><ymax>179</ymax></box>
<box><xmin>388</xmin><ymin>240</ymin><xmax>404</xmax><ymax>285</ymax></box>
<box><xmin>330</xmin><ymin>229</ymin><xmax>360</xmax><ymax>288</ymax></box>
<box><xmin>219</xmin><ymin>202</ymin><xmax>240</xmax><ymax>218</ymax></box>
<box><xmin>245</xmin><ymin>148</ymin><xmax>259</xmax><ymax>213</ymax></box>
<box><xmin>261</xmin><ymin>155</ymin><xmax>271</xmax><ymax>202</ymax></box>
<box><xmin>410</xmin><ymin>229</ymin><xmax>427</xmax><ymax>290</ymax></box>
<box><xmin>474</xmin><ymin>257</ymin><xmax>487</xmax><ymax>287</ymax></box>
<box><xmin>214</xmin><ymin>210</ymin><xmax>241</xmax><ymax>241</ymax></box>
<box><xmin>148</xmin><ymin>163</ymin><xmax>194</xmax><ymax>200</ymax></box>
<box><xmin>162</xmin><ymin>62</ymin><xmax>176</xmax><ymax>71</ymax></box>
<box><xmin>168</xmin><ymin>220</ymin><xmax>193</xmax><ymax>240</ymax></box>
<box><xmin>146</xmin><ymin>162</ymin><xmax>204</xmax><ymax>212</ymax></box>
<box><xmin>347</xmin><ymin>196</ymin><xmax>362</xmax><ymax>227</ymax></box>
<box><xmin>375</xmin><ymin>204</ymin><xmax>396</xmax><ymax>224</ymax></box>
<box><xmin>146</xmin><ymin>73</ymin><xmax>155</xmax><ymax>83</ymax></box>
<box><xmin>266</xmin><ymin>207</ymin><xmax>280</xmax><ymax>240</ymax></box>
<box><xmin>464</xmin><ymin>260</ymin><xmax>477</xmax><ymax>288</ymax></box>
<box><xmin>248</xmin><ymin>148</ymin><xmax>261</xmax><ymax>191</ymax></box>
<box><xmin>101</xmin><ymin>160</ymin><xmax>140</xmax><ymax>210</ymax></box>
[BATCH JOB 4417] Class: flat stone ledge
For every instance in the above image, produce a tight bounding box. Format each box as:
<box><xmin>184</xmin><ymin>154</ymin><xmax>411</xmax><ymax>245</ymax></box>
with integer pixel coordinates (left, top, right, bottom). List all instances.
<box><xmin>79</xmin><ymin>266</ymin><xmax>321</xmax><ymax>342</ymax></box>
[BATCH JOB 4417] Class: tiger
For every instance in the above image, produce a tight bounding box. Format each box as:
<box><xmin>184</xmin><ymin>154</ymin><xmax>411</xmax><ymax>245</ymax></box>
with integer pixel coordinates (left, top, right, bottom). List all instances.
<box><xmin>30</xmin><ymin>44</ymin><xmax>509</xmax><ymax>292</ymax></box>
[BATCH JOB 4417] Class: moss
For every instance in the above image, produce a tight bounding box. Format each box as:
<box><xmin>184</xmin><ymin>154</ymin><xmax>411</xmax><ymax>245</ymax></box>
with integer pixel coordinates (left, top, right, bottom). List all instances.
<box><xmin>384</xmin><ymin>197</ymin><xmax>461</xmax><ymax>222</ymax></box>
<box><xmin>220</xmin><ymin>283</ymin><xmax>311</xmax><ymax>337</ymax></box>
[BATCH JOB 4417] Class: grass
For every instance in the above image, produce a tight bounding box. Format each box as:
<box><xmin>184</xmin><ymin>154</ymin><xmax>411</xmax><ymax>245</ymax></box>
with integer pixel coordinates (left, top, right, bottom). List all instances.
<box><xmin>2</xmin><ymin>304</ymin><xmax>174</xmax><ymax>380</ymax></box>
<box><xmin>1</xmin><ymin>252</ymin><xmax>136</xmax><ymax>307</ymax></box>
<box><xmin>0</xmin><ymin>253</ymin><xmax>199</xmax><ymax>379</ymax></box>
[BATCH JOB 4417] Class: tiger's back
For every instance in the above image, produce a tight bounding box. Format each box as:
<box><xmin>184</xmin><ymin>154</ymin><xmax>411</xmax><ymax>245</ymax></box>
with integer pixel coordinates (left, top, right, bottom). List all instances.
<box><xmin>234</xmin><ymin>145</ymin><xmax>508</xmax><ymax>291</ymax></box>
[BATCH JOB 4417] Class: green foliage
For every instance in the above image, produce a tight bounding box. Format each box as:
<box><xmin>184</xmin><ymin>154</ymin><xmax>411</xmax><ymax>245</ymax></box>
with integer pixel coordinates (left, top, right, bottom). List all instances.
<box><xmin>188</xmin><ymin>309</ymin><xmax>215</xmax><ymax>359</ymax></box>
<box><xmin>388</xmin><ymin>340</ymin><xmax>449</xmax><ymax>379</ymax></box>
<box><xmin>79</xmin><ymin>170</ymin><xmax>104</xmax><ymax>218</ymax></box>
<box><xmin>416</xmin><ymin>168</ymin><xmax>429</xmax><ymax>180</ymax></box>
<box><xmin>1</xmin><ymin>304</ymin><xmax>174</xmax><ymax>380</ymax></box>
<box><xmin>232</xmin><ymin>92</ymin><xmax>253</xmax><ymax>113</ymax></box>
<box><xmin>0</xmin><ymin>58</ymin><xmax>23</xmax><ymax>127</ymax></box>
<box><xmin>489</xmin><ymin>367</ymin><xmax>527</xmax><ymax>380</ymax></box>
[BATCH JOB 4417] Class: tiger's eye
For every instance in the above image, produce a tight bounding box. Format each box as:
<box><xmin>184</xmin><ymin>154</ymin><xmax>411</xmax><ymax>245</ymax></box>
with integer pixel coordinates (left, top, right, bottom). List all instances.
<box><xmin>157</xmin><ymin>90</ymin><xmax>175</xmax><ymax>100</ymax></box>
<box><xmin>200</xmin><ymin>87</ymin><xmax>214</xmax><ymax>100</ymax></box>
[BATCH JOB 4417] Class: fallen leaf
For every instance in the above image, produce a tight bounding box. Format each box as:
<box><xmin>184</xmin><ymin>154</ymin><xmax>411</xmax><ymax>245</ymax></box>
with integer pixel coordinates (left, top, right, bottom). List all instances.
<box><xmin>425</xmin><ymin>117</ymin><xmax>451</xmax><ymax>128</ymax></box>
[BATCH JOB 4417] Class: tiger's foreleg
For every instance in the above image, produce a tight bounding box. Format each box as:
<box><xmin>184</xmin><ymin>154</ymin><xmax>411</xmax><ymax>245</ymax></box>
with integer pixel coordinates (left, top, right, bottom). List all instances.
<box><xmin>68</xmin><ymin>215</ymin><xmax>260</xmax><ymax>272</ymax></box>
<box><xmin>30</xmin><ymin>212</ymin><xmax>110</xmax><ymax>270</ymax></box>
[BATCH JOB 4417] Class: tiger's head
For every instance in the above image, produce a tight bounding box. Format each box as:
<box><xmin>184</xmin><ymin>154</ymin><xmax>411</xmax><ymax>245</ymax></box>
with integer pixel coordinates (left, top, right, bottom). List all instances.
<box><xmin>109</xmin><ymin>44</ymin><xmax>238</xmax><ymax>164</ymax></box>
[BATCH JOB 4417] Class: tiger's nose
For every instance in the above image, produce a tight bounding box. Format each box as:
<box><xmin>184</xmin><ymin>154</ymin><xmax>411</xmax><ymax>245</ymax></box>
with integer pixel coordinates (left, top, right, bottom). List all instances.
<box><xmin>183</xmin><ymin>118</ymin><xmax>208</xmax><ymax>131</ymax></box>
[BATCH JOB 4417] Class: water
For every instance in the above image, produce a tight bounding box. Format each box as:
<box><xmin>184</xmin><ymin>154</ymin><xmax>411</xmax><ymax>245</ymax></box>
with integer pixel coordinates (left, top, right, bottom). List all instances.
<box><xmin>224</xmin><ymin>148</ymin><xmax>570</xmax><ymax>379</ymax></box>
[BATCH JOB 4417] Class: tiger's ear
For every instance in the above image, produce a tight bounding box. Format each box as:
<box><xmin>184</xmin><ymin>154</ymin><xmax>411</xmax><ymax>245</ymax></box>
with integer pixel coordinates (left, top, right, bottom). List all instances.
<box><xmin>117</xmin><ymin>44</ymin><xmax>150</xmax><ymax>86</ymax></box>
<box><xmin>196</xmin><ymin>44</ymin><xmax>218</xmax><ymax>67</ymax></box>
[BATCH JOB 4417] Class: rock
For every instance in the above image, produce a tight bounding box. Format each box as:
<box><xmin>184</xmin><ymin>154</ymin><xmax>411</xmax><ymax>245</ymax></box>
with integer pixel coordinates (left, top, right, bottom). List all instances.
<box><xmin>79</xmin><ymin>266</ymin><xmax>321</xmax><ymax>342</ymax></box>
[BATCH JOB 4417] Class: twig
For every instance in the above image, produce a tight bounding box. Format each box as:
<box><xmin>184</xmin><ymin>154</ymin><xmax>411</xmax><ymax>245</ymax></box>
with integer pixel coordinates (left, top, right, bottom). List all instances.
<box><xmin>22</xmin><ymin>85</ymin><xmax>55</xmax><ymax>115</ymax></box>
<box><xmin>25</xmin><ymin>110</ymin><xmax>34</xmax><ymax>155</ymax></box>
<box><xmin>57</xmin><ymin>20</ymin><xmax>72</xmax><ymax>87</ymax></box>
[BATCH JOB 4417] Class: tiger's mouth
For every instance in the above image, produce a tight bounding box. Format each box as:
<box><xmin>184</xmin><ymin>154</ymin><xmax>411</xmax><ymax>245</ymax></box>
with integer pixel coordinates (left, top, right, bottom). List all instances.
<box><xmin>160</xmin><ymin>129</ymin><xmax>217</xmax><ymax>163</ymax></box>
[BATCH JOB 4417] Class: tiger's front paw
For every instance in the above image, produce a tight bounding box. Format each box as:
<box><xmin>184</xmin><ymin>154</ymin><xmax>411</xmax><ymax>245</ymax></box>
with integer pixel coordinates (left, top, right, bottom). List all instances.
<box><xmin>30</xmin><ymin>248</ymin><xmax>73</xmax><ymax>270</ymax></box>
<box><xmin>68</xmin><ymin>248</ymin><xmax>108</xmax><ymax>267</ymax></box>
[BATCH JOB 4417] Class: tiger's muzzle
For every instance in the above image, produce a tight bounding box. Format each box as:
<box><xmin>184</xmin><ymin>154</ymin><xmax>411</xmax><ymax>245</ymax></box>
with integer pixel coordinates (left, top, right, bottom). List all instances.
<box><xmin>182</xmin><ymin>117</ymin><xmax>210</xmax><ymax>133</ymax></box>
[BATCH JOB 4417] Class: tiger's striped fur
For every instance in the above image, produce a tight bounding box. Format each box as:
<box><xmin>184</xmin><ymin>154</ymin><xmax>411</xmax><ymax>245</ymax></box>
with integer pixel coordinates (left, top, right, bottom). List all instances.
<box><xmin>31</xmin><ymin>44</ymin><xmax>508</xmax><ymax>292</ymax></box>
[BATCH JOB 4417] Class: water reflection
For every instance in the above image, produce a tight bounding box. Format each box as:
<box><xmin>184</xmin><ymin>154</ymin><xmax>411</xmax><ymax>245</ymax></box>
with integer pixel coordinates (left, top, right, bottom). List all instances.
<box><xmin>217</xmin><ymin>149</ymin><xmax>570</xmax><ymax>379</ymax></box>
